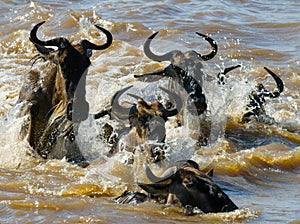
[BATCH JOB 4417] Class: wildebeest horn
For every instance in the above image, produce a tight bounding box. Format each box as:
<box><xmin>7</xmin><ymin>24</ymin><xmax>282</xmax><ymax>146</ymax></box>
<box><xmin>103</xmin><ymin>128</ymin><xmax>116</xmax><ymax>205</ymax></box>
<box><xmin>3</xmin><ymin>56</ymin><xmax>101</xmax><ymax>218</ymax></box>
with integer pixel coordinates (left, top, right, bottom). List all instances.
<box><xmin>194</xmin><ymin>32</ymin><xmax>218</xmax><ymax>61</ymax></box>
<box><xmin>30</xmin><ymin>21</ymin><xmax>71</xmax><ymax>49</ymax></box>
<box><xmin>143</xmin><ymin>31</ymin><xmax>175</xmax><ymax>62</ymax></box>
<box><xmin>145</xmin><ymin>160</ymin><xmax>200</xmax><ymax>183</ymax></box>
<box><xmin>159</xmin><ymin>87</ymin><xmax>183</xmax><ymax>117</ymax></box>
<box><xmin>144</xmin><ymin>31</ymin><xmax>218</xmax><ymax>62</ymax></box>
<box><xmin>32</xmin><ymin>43</ymin><xmax>55</xmax><ymax>56</ymax></box>
<box><xmin>30</xmin><ymin>21</ymin><xmax>112</xmax><ymax>51</ymax></box>
<box><xmin>80</xmin><ymin>25</ymin><xmax>113</xmax><ymax>50</ymax></box>
<box><xmin>174</xmin><ymin>159</ymin><xmax>200</xmax><ymax>170</ymax></box>
<box><xmin>111</xmin><ymin>85</ymin><xmax>134</xmax><ymax>120</ymax></box>
<box><xmin>126</xmin><ymin>93</ymin><xmax>142</xmax><ymax>101</ymax></box>
<box><xmin>222</xmin><ymin>64</ymin><xmax>241</xmax><ymax>76</ymax></box>
<box><xmin>217</xmin><ymin>64</ymin><xmax>241</xmax><ymax>85</ymax></box>
<box><xmin>137</xmin><ymin>182</ymin><xmax>169</xmax><ymax>195</ymax></box>
<box><xmin>264</xmin><ymin>67</ymin><xmax>284</xmax><ymax>95</ymax></box>
<box><xmin>145</xmin><ymin>164</ymin><xmax>178</xmax><ymax>183</ymax></box>
<box><xmin>134</xmin><ymin>69</ymin><xmax>165</xmax><ymax>78</ymax></box>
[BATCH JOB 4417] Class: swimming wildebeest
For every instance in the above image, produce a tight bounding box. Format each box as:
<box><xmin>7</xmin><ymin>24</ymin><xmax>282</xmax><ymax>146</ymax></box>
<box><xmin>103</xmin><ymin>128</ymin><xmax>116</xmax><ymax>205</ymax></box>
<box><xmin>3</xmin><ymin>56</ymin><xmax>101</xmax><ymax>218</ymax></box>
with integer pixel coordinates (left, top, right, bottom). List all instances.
<box><xmin>94</xmin><ymin>85</ymin><xmax>182</xmax><ymax>163</ymax></box>
<box><xmin>241</xmin><ymin>67</ymin><xmax>284</xmax><ymax>124</ymax></box>
<box><xmin>114</xmin><ymin>160</ymin><xmax>238</xmax><ymax>215</ymax></box>
<box><xmin>135</xmin><ymin>31</ymin><xmax>218</xmax><ymax>116</ymax></box>
<box><xmin>135</xmin><ymin>31</ymin><xmax>240</xmax><ymax>145</ymax></box>
<box><xmin>18</xmin><ymin>21</ymin><xmax>112</xmax><ymax>167</ymax></box>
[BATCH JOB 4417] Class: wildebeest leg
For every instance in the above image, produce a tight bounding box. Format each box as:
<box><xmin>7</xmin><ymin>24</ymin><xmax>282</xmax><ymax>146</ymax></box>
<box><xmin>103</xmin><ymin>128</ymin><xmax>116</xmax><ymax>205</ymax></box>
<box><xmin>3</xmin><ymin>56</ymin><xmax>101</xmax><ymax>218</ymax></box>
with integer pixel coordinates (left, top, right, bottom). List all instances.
<box><xmin>63</xmin><ymin>124</ymin><xmax>88</xmax><ymax>167</ymax></box>
<box><xmin>37</xmin><ymin>116</ymin><xmax>87</xmax><ymax>166</ymax></box>
<box><xmin>48</xmin><ymin>129</ymin><xmax>86</xmax><ymax>165</ymax></box>
<box><xmin>166</xmin><ymin>193</ymin><xmax>178</xmax><ymax>205</ymax></box>
<box><xmin>37</xmin><ymin>115</ymin><xmax>67</xmax><ymax>158</ymax></box>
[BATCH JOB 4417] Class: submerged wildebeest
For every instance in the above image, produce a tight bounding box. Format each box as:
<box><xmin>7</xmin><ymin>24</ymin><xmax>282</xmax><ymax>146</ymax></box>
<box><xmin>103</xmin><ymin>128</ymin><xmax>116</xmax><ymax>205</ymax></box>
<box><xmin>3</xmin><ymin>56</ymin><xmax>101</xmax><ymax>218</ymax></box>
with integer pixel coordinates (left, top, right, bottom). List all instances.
<box><xmin>135</xmin><ymin>31</ymin><xmax>240</xmax><ymax>145</ymax></box>
<box><xmin>114</xmin><ymin>160</ymin><xmax>238</xmax><ymax>215</ymax></box>
<box><xmin>241</xmin><ymin>67</ymin><xmax>284</xmax><ymax>124</ymax></box>
<box><xmin>18</xmin><ymin>21</ymin><xmax>112</xmax><ymax>166</ymax></box>
<box><xmin>94</xmin><ymin>85</ymin><xmax>182</xmax><ymax>163</ymax></box>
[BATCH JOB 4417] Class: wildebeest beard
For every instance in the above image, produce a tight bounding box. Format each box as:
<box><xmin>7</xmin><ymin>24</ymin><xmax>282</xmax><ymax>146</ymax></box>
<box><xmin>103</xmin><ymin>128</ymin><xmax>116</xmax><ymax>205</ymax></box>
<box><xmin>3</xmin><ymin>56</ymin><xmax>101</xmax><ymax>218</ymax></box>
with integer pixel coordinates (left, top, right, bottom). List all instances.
<box><xmin>17</xmin><ymin>21</ymin><xmax>112</xmax><ymax>167</ymax></box>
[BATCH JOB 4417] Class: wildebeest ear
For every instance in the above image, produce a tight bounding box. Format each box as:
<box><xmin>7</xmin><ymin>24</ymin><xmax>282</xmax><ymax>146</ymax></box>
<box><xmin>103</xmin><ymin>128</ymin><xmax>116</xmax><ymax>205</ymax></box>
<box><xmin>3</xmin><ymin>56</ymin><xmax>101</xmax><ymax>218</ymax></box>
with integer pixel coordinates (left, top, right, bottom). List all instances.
<box><xmin>206</xmin><ymin>169</ymin><xmax>214</xmax><ymax>177</ymax></box>
<box><xmin>137</xmin><ymin>183</ymin><xmax>170</xmax><ymax>195</ymax></box>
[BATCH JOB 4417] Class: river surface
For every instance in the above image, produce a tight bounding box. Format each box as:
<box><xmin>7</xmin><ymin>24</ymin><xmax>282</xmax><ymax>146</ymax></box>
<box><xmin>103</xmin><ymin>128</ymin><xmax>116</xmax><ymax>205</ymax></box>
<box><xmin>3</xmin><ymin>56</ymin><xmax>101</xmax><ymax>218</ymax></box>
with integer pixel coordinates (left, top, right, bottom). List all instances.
<box><xmin>0</xmin><ymin>0</ymin><xmax>299</xmax><ymax>223</ymax></box>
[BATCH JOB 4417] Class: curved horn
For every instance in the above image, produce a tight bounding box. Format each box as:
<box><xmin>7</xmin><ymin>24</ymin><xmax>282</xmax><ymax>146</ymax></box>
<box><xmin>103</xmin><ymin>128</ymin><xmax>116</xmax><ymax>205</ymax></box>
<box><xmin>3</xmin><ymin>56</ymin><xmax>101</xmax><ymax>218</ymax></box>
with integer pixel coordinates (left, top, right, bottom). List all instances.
<box><xmin>159</xmin><ymin>87</ymin><xmax>183</xmax><ymax>117</ymax></box>
<box><xmin>145</xmin><ymin>164</ymin><xmax>178</xmax><ymax>183</ymax></box>
<box><xmin>264</xmin><ymin>67</ymin><xmax>284</xmax><ymax>94</ymax></box>
<box><xmin>30</xmin><ymin>21</ymin><xmax>70</xmax><ymax>48</ymax></box>
<box><xmin>80</xmin><ymin>25</ymin><xmax>113</xmax><ymax>50</ymax></box>
<box><xmin>134</xmin><ymin>69</ymin><xmax>165</xmax><ymax>78</ymax></box>
<box><xmin>127</xmin><ymin>93</ymin><xmax>142</xmax><ymax>101</ymax></box>
<box><xmin>223</xmin><ymin>64</ymin><xmax>241</xmax><ymax>75</ymax></box>
<box><xmin>194</xmin><ymin>32</ymin><xmax>218</xmax><ymax>61</ymax></box>
<box><xmin>170</xmin><ymin>160</ymin><xmax>201</xmax><ymax>172</ymax></box>
<box><xmin>32</xmin><ymin>43</ymin><xmax>54</xmax><ymax>56</ymax></box>
<box><xmin>179</xmin><ymin>160</ymin><xmax>200</xmax><ymax>170</ymax></box>
<box><xmin>111</xmin><ymin>85</ymin><xmax>134</xmax><ymax>120</ymax></box>
<box><xmin>143</xmin><ymin>31</ymin><xmax>175</xmax><ymax>62</ymax></box>
<box><xmin>217</xmin><ymin>65</ymin><xmax>241</xmax><ymax>85</ymax></box>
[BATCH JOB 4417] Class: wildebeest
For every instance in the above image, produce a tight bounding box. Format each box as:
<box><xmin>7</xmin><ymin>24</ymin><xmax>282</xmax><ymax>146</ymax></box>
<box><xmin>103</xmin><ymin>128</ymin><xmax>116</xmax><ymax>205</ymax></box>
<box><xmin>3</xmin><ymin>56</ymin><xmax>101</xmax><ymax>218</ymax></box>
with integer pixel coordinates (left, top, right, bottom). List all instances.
<box><xmin>94</xmin><ymin>85</ymin><xmax>182</xmax><ymax>163</ymax></box>
<box><xmin>135</xmin><ymin>32</ymin><xmax>241</xmax><ymax>145</ymax></box>
<box><xmin>135</xmin><ymin>31</ymin><xmax>218</xmax><ymax>116</ymax></box>
<box><xmin>18</xmin><ymin>21</ymin><xmax>112</xmax><ymax>167</ymax></box>
<box><xmin>115</xmin><ymin>160</ymin><xmax>238</xmax><ymax>215</ymax></box>
<box><xmin>241</xmin><ymin>67</ymin><xmax>284</xmax><ymax>124</ymax></box>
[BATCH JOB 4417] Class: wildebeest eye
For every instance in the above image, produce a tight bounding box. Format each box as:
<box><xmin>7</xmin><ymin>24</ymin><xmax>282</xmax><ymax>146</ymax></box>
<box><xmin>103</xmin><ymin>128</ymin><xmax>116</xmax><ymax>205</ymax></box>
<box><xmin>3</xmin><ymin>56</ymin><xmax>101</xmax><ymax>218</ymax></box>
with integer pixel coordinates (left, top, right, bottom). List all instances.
<box><xmin>86</xmin><ymin>49</ymin><xmax>92</xmax><ymax>58</ymax></box>
<box><xmin>183</xmin><ymin>176</ymin><xmax>193</xmax><ymax>188</ymax></box>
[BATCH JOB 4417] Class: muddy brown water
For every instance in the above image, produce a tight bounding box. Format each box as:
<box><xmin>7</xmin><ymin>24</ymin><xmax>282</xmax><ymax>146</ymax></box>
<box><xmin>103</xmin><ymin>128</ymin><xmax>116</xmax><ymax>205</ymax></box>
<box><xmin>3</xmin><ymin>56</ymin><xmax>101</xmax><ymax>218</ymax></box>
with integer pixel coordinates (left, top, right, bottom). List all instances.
<box><xmin>0</xmin><ymin>1</ymin><xmax>299</xmax><ymax>223</ymax></box>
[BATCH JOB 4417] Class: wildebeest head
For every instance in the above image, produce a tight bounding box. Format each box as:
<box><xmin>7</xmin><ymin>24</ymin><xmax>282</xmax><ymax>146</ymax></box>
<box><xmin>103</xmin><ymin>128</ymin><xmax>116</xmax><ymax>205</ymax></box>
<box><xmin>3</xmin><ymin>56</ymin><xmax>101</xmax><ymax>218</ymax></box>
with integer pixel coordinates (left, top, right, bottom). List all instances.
<box><xmin>18</xmin><ymin>21</ymin><xmax>112</xmax><ymax>165</ymax></box>
<box><xmin>30</xmin><ymin>21</ymin><xmax>113</xmax><ymax>121</ymax></box>
<box><xmin>97</xmin><ymin>85</ymin><xmax>182</xmax><ymax>162</ymax></box>
<box><xmin>112</xmin><ymin>86</ymin><xmax>182</xmax><ymax>141</ymax></box>
<box><xmin>138</xmin><ymin>160</ymin><xmax>238</xmax><ymax>213</ymax></box>
<box><xmin>241</xmin><ymin>67</ymin><xmax>284</xmax><ymax>124</ymax></box>
<box><xmin>134</xmin><ymin>32</ymin><xmax>218</xmax><ymax>116</ymax></box>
